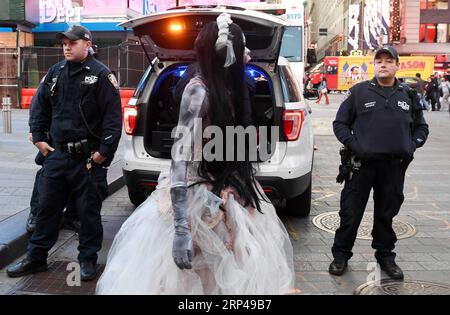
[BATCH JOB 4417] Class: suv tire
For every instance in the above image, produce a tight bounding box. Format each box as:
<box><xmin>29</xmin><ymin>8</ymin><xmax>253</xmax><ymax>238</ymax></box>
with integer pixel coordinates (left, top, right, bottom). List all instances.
<box><xmin>286</xmin><ymin>178</ymin><xmax>312</xmax><ymax>217</ymax></box>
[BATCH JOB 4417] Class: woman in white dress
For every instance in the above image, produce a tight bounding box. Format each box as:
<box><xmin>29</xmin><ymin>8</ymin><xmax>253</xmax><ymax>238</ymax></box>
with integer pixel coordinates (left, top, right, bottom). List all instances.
<box><xmin>96</xmin><ymin>13</ymin><xmax>295</xmax><ymax>295</ymax></box>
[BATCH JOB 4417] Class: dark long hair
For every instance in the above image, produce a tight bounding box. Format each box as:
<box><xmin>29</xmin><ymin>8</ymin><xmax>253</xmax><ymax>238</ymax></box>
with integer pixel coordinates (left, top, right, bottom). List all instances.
<box><xmin>193</xmin><ymin>21</ymin><xmax>265</xmax><ymax>212</ymax></box>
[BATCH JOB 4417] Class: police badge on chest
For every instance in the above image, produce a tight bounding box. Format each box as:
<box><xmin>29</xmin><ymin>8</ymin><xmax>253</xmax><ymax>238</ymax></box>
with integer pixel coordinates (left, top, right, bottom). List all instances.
<box><xmin>397</xmin><ymin>101</ymin><xmax>410</xmax><ymax>111</ymax></box>
<box><xmin>84</xmin><ymin>75</ymin><xmax>98</xmax><ymax>85</ymax></box>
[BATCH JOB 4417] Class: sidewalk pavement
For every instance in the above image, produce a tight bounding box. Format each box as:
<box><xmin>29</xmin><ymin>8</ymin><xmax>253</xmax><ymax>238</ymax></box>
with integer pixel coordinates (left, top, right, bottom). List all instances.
<box><xmin>0</xmin><ymin>109</ymin><xmax>125</xmax><ymax>269</ymax></box>
<box><xmin>0</xmin><ymin>188</ymin><xmax>134</xmax><ymax>295</ymax></box>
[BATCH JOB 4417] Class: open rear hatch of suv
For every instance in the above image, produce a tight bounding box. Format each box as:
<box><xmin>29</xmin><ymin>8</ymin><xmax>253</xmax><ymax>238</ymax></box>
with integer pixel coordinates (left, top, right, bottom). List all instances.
<box><xmin>119</xmin><ymin>6</ymin><xmax>288</xmax><ymax>63</ymax></box>
<box><xmin>121</xmin><ymin>7</ymin><xmax>288</xmax><ymax>159</ymax></box>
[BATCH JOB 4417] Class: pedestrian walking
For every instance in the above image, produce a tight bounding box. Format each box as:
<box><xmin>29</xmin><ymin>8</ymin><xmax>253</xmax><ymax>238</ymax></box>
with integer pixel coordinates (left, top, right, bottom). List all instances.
<box><xmin>439</xmin><ymin>76</ymin><xmax>450</xmax><ymax>112</ymax></box>
<box><xmin>316</xmin><ymin>77</ymin><xmax>330</xmax><ymax>105</ymax></box>
<box><xmin>426</xmin><ymin>76</ymin><xmax>438</xmax><ymax>111</ymax></box>
<box><xmin>431</xmin><ymin>74</ymin><xmax>441</xmax><ymax>111</ymax></box>
<box><xmin>329</xmin><ymin>45</ymin><xmax>429</xmax><ymax>279</ymax></box>
<box><xmin>7</xmin><ymin>25</ymin><xmax>122</xmax><ymax>281</ymax></box>
<box><xmin>415</xmin><ymin>73</ymin><xmax>429</xmax><ymax>111</ymax></box>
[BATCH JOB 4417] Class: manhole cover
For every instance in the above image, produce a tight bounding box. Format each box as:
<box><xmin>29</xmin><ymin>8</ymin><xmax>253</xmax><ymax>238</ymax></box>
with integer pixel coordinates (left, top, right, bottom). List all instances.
<box><xmin>354</xmin><ymin>279</ymin><xmax>450</xmax><ymax>295</ymax></box>
<box><xmin>312</xmin><ymin>211</ymin><xmax>416</xmax><ymax>240</ymax></box>
<box><xmin>7</xmin><ymin>260</ymin><xmax>104</xmax><ymax>295</ymax></box>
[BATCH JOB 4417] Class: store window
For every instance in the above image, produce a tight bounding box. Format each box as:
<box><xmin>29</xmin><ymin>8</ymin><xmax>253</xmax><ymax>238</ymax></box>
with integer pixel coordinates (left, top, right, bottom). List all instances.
<box><xmin>437</xmin><ymin>24</ymin><xmax>448</xmax><ymax>42</ymax></box>
<box><xmin>420</xmin><ymin>0</ymin><xmax>449</xmax><ymax>9</ymax></box>
<box><xmin>420</xmin><ymin>23</ymin><xmax>450</xmax><ymax>42</ymax></box>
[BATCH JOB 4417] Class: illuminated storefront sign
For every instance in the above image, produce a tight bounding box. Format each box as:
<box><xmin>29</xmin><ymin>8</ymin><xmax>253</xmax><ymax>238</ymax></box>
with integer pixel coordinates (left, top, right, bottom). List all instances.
<box><xmin>39</xmin><ymin>0</ymin><xmax>144</xmax><ymax>23</ymax></box>
<box><xmin>40</xmin><ymin>0</ymin><xmax>83</xmax><ymax>23</ymax></box>
<box><xmin>39</xmin><ymin>0</ymin><xmax>260</xmax><ymax>23</ymax></box>
<box><xmin>144</xmin><ymin>0</ymin><xmax>260</xmax><ymax>14</ymax></box>
<box><xmin>37</xmin><ymin>0</ymin><xmax>260</xmax><ymax>31</ymax></box>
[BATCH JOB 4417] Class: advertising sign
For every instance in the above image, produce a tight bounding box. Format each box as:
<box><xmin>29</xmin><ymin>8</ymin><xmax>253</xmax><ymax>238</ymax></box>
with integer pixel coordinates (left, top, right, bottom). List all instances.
<box><xmin>397</xmin><ymin>56</ymin><xmax>435</xmax><ymax>78</ymax></box>
<box><xmin>363</xmin><ymin>0</ymin><xmax>390</xmax><ymax>50</ymax></box>
<box><xmin>82</xmin><ymin>0</ymin><xmax>127</xmax><ymax>17</ymax></box>
<box><xmin>130</xmin><ymin>0</ymin><xmax>144</xmax><ymax>13</ymax></box>
<box><xmin>40</xmin><ymin>0</ymin><xmax>84</xmax><ymax>23</ymax></box>
<box><xmin>348</xmin><ymin>4</ymin><xmax>360</xmax><ymax>51</ymax></box>
<box><xmin>38</xmin><ymin>0</ymin><xmax>262</xmax><ymax>26</ymax></box>
<box><xmin>337</xmin><ymin>56</ymin><xmax>435</xmax><ymax>90</ymax></box>
<box><xmin>338</xmin><ymin>56</ymin><xmax>372</xmax><ymax>90</ymax></box>
<box><xmin>40</xmin><ymin>0</ymin><xmax>142</xmax><ymax>22</ymax></box>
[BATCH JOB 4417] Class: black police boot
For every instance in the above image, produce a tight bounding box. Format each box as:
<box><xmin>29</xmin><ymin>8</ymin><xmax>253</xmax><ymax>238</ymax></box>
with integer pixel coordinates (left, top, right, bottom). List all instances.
<box><xmin>26</xmin><ymin>212</ymin><xmax>37</xmax><ymax>233</ymax></box>
<box><xmin>6</xmin><ymin>258</ymin><xmax>47</xmax><ymax>278</ymax></box>
<box><xmin>80</xmin><ymin>261</ymin><xmax>97</xmax><ymax>281</ymax></box>
<box><xmin>379</xmin><ymin>261</ymin><xmax>404</xmax><ymax>280</ymax></box>
<box><xmin>328</xmin><ymin>259</ymin><xmax>348</xmax><ymax>276</ymax></box>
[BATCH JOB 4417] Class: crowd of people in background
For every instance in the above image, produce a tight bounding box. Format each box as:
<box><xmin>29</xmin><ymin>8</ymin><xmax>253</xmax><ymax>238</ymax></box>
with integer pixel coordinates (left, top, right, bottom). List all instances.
<box><xmin>415</xmin><ymin>71</ymin><xmax>450</xmax><ymax>113</ymax></box>
<box><xmin>304</xmin><ymin>69</ymin><xmax>450</xmax><ymax>115</ymax></box>
<box><xmin>304</xmin><ymin>66</ymin><xmax>450</xmax><ymax>114</ymax></box>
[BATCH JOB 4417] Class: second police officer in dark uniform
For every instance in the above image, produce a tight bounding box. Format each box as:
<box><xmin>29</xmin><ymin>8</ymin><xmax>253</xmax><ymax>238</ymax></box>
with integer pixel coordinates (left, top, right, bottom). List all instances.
<box><xmin>7</xmin><ymin>25</ymin><xmax>122</xmax><ymax>281</ymax></box>
<box><xmin>329</xmin><ymin>46</ymin><xmax>429</xmax><ymax>279</ymax></box>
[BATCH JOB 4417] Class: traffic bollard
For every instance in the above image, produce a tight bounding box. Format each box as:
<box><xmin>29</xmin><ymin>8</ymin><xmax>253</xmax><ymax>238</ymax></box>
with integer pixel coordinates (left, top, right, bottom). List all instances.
<box><xmin>2</xmin><ymin>96</ymin><xmax>12</xmax><ymax>134</ymax></box>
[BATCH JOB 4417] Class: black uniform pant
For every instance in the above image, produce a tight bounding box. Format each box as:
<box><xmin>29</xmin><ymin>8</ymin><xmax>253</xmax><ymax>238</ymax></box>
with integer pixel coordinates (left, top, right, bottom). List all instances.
<box><xmin>30</xmin><ymin>152</ymin><xmax>79</xmax><ymax>220</ymax></box>
<box><xmin>30</xmin><ymin>169</ymin><xmax>42</xmax><ymax>216</ymax></box>
<box><xmin>30</xmin><ymin>168</ymin><xmax>86</xmax><ymax>221</ymax></box>
<box><xmin>331</xmin><ymin>159</ymin><xmax>409</xmax><ymax>263</ymax></box>
<box><xmin>27</xmin><ymin>151</ymin><xmax>108</xmax><ymax>264</ymax></box>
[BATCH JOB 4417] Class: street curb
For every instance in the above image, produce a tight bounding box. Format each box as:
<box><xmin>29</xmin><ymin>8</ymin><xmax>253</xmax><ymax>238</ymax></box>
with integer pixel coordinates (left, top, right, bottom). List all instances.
<box><xmin>0</xmin><ymin>162</ymin><xmax>125</xmax><ymax>269</ymax></box>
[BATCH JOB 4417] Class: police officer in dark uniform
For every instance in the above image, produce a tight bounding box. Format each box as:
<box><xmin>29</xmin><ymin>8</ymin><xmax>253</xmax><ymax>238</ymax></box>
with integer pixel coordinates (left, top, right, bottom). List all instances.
<box><xmin>7</xmin><ymin>25</ymin><xmax>122</xmax><ymax>281</ymax></box>
<box><xmin>329</xmin><ymin>46</ymin><xmax>429</xmax><ymax>279</ymax></box>
<box><xmin>26</xmin><ymin>47</ymin><xmax>103</xmax><ymax>234</ymax></box>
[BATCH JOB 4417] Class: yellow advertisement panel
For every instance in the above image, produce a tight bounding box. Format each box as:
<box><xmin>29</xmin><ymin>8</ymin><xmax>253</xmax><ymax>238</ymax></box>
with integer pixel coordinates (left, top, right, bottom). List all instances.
<box><xmin>337</xmin><ymin>57</ymin><xmax>374</xmax><ymax>90</ymax></box>
<box><xmin>396</xmin><ymin>56</ymin><xmax>435</xmax><ymax>79</ymax></box>
<box><xmin>337</xmin><ymin>56</ymin><xmax>435</xmax><ymax>90</ymax></box>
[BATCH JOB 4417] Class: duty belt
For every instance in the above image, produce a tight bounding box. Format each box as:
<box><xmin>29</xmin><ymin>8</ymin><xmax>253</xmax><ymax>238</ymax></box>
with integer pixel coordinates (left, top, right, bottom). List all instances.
<box><xmin>53</xmin><ymin>139</ymin><xmax>94</xmax><ymax>157</ymax></box>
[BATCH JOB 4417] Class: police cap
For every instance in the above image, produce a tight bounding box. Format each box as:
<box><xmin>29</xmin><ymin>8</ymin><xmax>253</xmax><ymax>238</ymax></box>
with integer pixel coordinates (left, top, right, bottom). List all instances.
<box><xmin>374</xmin><ymin>45</ymin><xmax>399</xmax><ymax>62</ymax></box>
<box><xmin>57</xmin><ymin>25</ymin><xmax>92</xmax><ymax>42</ymax></box>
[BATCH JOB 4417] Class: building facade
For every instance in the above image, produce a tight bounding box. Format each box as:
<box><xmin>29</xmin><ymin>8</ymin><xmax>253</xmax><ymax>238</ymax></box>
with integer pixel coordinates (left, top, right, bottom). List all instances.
<box><xmin>307</xmin><ymin>0</ymin><xmax>350</xmax><ymax>60</ymax></box>
<box><xmin>306</xmin><ymin>0</ymin><xmax>450</xmax><ymax>71</ymax></box>
<box><xmin>397</xmin><ymin>0</ymin><xmax>450</xmax><ymax>71</ymax></box>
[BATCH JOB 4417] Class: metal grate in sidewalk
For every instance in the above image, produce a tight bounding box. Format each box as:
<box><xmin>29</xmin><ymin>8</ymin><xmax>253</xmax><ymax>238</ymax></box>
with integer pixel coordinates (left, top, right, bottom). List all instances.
<box><xmin>7</xmin><ymin>260</ymin><xmax>105</xmax><ymax>295</ymax></box>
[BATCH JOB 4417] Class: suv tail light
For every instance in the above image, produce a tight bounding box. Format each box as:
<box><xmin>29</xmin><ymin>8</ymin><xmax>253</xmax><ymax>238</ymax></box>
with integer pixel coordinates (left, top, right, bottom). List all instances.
<box><xmin>124</xmin><ymin>105</ymin><xmax>138</xmax><ymax>135</ymax></box>
<box><xmin>282</xmin><ymin>110</ymin><xmax>304</xmax><ymax>141</ymax></box>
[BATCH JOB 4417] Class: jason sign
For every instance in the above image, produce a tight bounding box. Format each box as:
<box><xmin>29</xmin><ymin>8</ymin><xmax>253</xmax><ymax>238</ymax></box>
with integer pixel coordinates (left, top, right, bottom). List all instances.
<box><xmin>399</xmin><ymin>60</ymin><xmax>426</xmax><ymax>71</ymax></box>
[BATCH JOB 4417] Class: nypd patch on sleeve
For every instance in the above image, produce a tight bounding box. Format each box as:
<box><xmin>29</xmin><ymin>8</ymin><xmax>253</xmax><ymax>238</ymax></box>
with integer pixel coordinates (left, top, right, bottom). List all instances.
<box><xmin>108</xmin><ymin>73</ymin><xmax>119</xmax><ymax>89</ymax></box>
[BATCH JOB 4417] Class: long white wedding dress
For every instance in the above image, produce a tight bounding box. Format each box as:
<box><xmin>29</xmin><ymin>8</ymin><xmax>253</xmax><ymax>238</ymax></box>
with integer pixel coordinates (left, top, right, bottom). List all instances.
<box><xmin>96</xmin><ymin>77</ymin><xmax>295</xmax><ymax>295</ymax></box>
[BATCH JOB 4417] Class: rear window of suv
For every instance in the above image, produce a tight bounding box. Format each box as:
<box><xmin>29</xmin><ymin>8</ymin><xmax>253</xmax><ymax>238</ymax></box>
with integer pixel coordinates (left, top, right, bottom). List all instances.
<box><xmin>279</xmin><ymin>65</ymin><xmax>302</xmax><ymax>102</ymax></box>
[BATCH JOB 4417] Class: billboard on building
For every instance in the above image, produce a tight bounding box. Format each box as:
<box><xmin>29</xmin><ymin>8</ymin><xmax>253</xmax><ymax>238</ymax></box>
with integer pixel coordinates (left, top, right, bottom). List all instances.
<box><xmin>348</xmin><ymin>4</ymin><xmax>360</xmax><ymax>51</ymax></box>
<box><xmin>39</xmin><ymin>0</ymin><xmax>162</xmax><ymax>23</ymax></box>
<box><xmin>143</xmin><ymin>0</ymin><xmax>260</xmax><ymax>14</ymax></box>
<box><xmin>338</xmin><ymin>56</ymin><xmax>372</xmax><ymax>90</ymax></box>
<box><xmin>337</xmin><ymin>56</ymin><xmax>435</xmax><ymax>90</ymax></box>
<box><xmin>39</xmin><ymin>0</ymin><xmax>262</xmax><ymax>23</ymax></box>
<box><xmin>129</xmin><ymin>0</ymin><xmax>144</xmax><ymax>13</ymax></box>
<box><xmin>363</xmin><ymin>0</ymin><xmax>390</xmax><ymax>50</ymax></box>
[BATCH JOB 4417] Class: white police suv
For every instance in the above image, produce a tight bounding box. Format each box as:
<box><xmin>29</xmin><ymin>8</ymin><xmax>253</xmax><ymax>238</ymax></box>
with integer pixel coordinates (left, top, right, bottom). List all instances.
<box><xmin>120</xmin><ymin>6</ymin><xmax>314</xmax><ymax>216</ymax></box>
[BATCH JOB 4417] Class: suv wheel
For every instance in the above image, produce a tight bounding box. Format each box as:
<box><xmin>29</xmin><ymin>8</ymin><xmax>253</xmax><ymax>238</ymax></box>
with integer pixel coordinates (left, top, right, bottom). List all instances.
<box><xmin>286</xmin><ymin>178</ymin><xmax>312</xmax><ymax>217</ymax></box>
